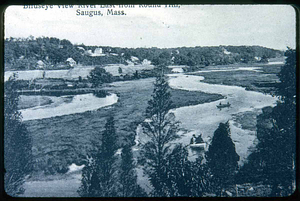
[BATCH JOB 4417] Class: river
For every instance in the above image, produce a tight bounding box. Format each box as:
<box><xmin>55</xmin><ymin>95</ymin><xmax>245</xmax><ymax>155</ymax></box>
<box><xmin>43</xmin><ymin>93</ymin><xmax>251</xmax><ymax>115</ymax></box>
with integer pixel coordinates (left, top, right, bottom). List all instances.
<box><xmin>167</xmin><ymin>72</ymin><xmax>277</xmax><ymax>163</ymax></box>
<box><xmin>19</xmin><ymin>67</ymin><xmax>278</xmax><ymax>161</ymax></box>
<box><xmin>19</xmin><ymin>66</ymin><xmax>278</xmax><ymax>196</ymax></box>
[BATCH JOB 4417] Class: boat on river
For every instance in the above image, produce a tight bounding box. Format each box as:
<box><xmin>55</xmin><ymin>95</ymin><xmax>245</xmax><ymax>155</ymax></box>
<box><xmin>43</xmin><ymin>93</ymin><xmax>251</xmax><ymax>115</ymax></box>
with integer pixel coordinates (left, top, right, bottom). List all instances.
<box><xmin>190</xmin><ymin>134</ymin><xmax>206</xmax><ymax>150</ymax></box>
<box><xmin>217</xmin><ymin>102</ymin><xmax>231</xmax><ymax>109</ymax></box>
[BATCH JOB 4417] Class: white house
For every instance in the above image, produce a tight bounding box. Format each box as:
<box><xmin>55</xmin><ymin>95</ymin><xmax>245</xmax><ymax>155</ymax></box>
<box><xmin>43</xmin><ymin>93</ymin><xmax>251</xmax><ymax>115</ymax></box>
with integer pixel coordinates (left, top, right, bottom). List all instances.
<box><xmin>94</xmin><ymin>47</ymin><xmax>103</xmax><ymax>54</ymax></box>
<box><xmin>77</xmin><ymin>46</ymin><xmax>85</xmax><ymax>51</ymax></box>
<box><xmin>66</xmin><ymin>58</ymin><xmax>76</xmax><ymax>67</ymax></box>
<box><xmin>254</xmin><ymin>56</ymin><xmax>261</xmax><ymax>61</ymax></box>
<box><xmin>36</xmin><ymin>60</ymin><xmax>45</xmax><ymax>68</ymax></box>
<box><xmin>89</xmin><ymin>48</ymin><xmax>106</xmax><ymax>57</ymax></box>
<box><xmin>131</xmin><ymin>56</ymin><xmax>139</xmax><ymax>62</ymax></box>
<box><xmin>142</xmin><ymin>59</ymin><xmax>151</xmax><ymax>65</ymax></box>
<box><xmin>223</xmin><ymin>48</ymin><xmax>231</xmax><ymax>55</ymax></box>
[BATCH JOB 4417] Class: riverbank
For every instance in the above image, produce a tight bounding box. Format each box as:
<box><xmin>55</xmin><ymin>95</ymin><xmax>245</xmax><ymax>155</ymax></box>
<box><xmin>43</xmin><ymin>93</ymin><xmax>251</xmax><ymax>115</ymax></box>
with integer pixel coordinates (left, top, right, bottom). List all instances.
<box><xmin>192</xmin><ymin>64</ymin><xmax>281</xmax><ymax>94</ymax></box>
<box><xmin>167</xmin><ymin>73</ymin><xmax>277</xmax><ymax>164</ymax></box>
<box><xmin>21</xmin><ymin>77</ymin><xmax>224</xmax><ymax>175</ymax></box>
<box><xmin>20</xmin><ymin>64</ymin><xmax>280</xmax><ymax>196</ymax></box>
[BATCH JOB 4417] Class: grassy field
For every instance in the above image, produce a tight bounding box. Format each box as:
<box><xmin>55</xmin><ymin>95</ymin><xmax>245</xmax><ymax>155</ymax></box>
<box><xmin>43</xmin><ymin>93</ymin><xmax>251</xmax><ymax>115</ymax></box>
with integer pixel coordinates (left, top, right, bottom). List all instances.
<box><xmin>18</xmin><ymin>96</ymin><xmax>53</xmax><ymax>110</ymax></box>
<box><xmin>19</xmin><ymin>63</ymin><xmax>283</xmax><ymax>196</ymax></box>
<box><xmin>23</xmin><ymin>77</ymin><xmax>224</xmax><ymax>176</ymax></box>
<box><xmin>104</xmin><ymin>64</ymin><xmax>155</xmax><ymax>76</ymax></box>
<box><xmin>23</xmin><ymin>64</ymin><xmax>280</xmax><ymax>176</ymax></box>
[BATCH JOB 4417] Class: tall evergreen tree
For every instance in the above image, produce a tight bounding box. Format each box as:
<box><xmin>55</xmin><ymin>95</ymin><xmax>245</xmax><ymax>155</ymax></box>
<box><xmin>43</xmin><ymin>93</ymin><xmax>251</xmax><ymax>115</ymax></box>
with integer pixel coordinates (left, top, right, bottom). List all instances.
<box><xmin>78</xmin><ymin>116</ymin><xmax>119</xmax><ymax>197</ymax></box>
<box><xmin>205</xmin><ymin>121</ymin><xmax>239</xmax><ymax>196</ymax></box>
<box><xmin>161</xmin><ymin>144</ymin><xmax>192</xmax><ymax>197</ymax></box>
<box><xmin>120</xmin><ymin>144</ymin><xmax>147</xmax><ymax>197</ymax></box>
<box><xmin>4</xmin><ymin>74</ymin><xmax>32</xmax><ymax>196</ymax></box>
<box><xmin>164</xmin><ymin>144</ymin><xmax>209</xmax><ymax>197</ymax></box>
<box><xmin>140</xmin><ymin>75</ymin><xmax>180</xmax><ymax>196</ymax></box>
<box><xmin>237</xmin><ymin>48</ymin><xmax>296</xmax><ymax>196</ymax></box>
<box><xmin>268</xmin><ymin>49</ymin><xmax>296</xmax><ymax>195</ymax></box>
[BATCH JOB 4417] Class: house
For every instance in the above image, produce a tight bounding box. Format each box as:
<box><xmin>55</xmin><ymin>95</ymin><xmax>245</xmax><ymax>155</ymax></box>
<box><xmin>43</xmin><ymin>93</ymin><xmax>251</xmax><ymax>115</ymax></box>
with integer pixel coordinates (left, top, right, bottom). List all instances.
<box><xmin>94</xmin><ymin>47</ymin><xmax>103</xmax><ymax>54</ymax></box>
<box><xmin>88</xmin><ymin>47</ymin><xmax>106</xmax><ymax>57</ymax></box>
<box><xmin>85</xmin><ymin>50</ymin><xmax>93</xmax><ymax>56</ymax></box>
<box><xmin>223</xmin><ymin>48</ymin><xmax>231</xmax><ymax>55</ymax></box>
<box><xmin>254</xmin><ymin>56</ymin><xmax>261</xmax><ymax>61</ymax></box>
<box><xmin>131</xmin><ymin>56</ymin><xmax>139</xmax><ymax>62</ymax></box>
<box><xmin>77</xmin><ymin>46</ymin><xmax>85</xmax><ymax>51</ymax></box>
<box><xmin>36</xmin><ymin>60</ymin><xmax>45</xmax><ymax>69</ymax></box>
<box><xmin>142</xmin><ymin>59</ymin><xmax>151</xmax><ymax>65</ymax></box>
<box><xmin>66</xmin><ymin>58</ymin><xmax>76</xmax><ymax>67</ymax></box>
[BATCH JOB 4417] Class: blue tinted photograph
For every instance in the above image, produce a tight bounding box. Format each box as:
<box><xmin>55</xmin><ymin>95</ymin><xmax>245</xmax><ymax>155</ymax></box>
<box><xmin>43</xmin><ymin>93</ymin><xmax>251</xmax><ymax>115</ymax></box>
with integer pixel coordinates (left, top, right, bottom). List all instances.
<box><xmin>4</xmin><ymin>5</ymin><xmax>296</xmax><ymax>197</ymax></box>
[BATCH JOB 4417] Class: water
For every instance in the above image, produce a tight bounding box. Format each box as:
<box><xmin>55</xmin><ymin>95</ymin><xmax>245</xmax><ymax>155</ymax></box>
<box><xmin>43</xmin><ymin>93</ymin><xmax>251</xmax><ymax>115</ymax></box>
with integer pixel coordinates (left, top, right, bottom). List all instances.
<box><xmin>133</xmin><ymin>69</ymin><xmax>278</xmax><ymax>191</ymax></box>
<box><xmin>19</xmin><ymin>67</ymin><xmax>278</xmax><ymax>195</ymax></box>
<box><xmin>189</xmin><ymin>66</ymin><xmax>263</xmax><ymax>73</ymax></box>
<box><xmin>266</xmin><ymin>61</ymin><xmax>284</xmax><ymax>65</ymax></box>
<box><xmin>168</xmin><ymin>73</ymin><xmax>278</xmax><ymax>163</ymax></box>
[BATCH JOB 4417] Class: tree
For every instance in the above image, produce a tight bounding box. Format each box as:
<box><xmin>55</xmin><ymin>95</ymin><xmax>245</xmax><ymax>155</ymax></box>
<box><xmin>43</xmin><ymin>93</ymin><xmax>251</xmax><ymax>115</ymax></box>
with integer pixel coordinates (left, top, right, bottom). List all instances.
<box><xmin>134</xmin><ymin>70</ymin><xmax>139</xmax><ymax>79</ymax></box>
<box><xmin>140</xmin><ymin>75</ymin><xmax>180</xmax><ymax>196</ymax></box>
<box><xmin>205</xmin><ymin>121</ymin><xmax>239</xmax><ymax>195</ymax></box>
<box><xmin>238</xmin><ymin>48</ymin><xmax>296</xmax><ymax>196</ymax></box>
<box><xmin>4</xmin><ymin>74</ymin><xmax>32</xmax><ymax>196</ymax></box>
<box><xmin>118</xmin><ymin>67</ymin><xmax>123</xmax><ymax>74</ymax></box>
<box><xmin>78</xmin><ymin>117</ymin><xmax>119</xmax><ymax>197</ymax></box>
<box><xmin>270</xmin><ymin>48</ymin><xmax>296</xmax><ymax>195</ymax></box>
<box><xmin>276</xmin><ymin>48</ymin><xmax>296</xmax><ymax>104</ymax></box>
<box><xmin>88</xmin><ymin>66</ymin><xmax>113</xmax><ymax>87</ymax></box>
<box><xmin>120</xmin><ymin>144</ymin><xmax>147</xmax><ymax>197</ymax></box>
<box><xmin>161</xmin><ymin>144</ymin><xmax>192</xmax><ymax>196</ymax></box>
<box><xmin>164</xmin><ymin>144</ymin><xmax>211</xmax><ymax>197</ymax></box>
<box><xmin>152</xmin><ymin>51</ymin><xmax>171</xmax><ymax>74</ymax></box>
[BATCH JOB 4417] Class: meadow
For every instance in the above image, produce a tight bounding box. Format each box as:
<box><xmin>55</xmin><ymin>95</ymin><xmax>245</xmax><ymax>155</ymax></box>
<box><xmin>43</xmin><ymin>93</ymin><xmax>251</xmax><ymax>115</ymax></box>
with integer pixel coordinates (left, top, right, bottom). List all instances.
<box><xmin>23</xmin><ymin>77</ymin><xmax>224</xmax><ymax>177</ymax></box>
<box><xmin>18</xmin><ymin>63</ymin><xmax>282</xmax><ymax>197</ymax></box>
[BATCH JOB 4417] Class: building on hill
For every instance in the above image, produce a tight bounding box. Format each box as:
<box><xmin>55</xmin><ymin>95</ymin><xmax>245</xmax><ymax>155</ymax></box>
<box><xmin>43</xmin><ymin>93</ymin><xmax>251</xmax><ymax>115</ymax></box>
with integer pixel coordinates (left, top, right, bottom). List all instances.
<box><xmin>66</xmin><ymin>58</ymin><xmax>76</xmax><ymax>67</ymax></box>
<box><xmin>77</xmin><ymin>46</ymin><xmax>85</xmax><ymax>51</ymax></box>
<box><xmin>85</xmin><ymin>50</ymin><xmax>93</xmax><ymax>56</ymax></box>
<box><xmin>142</xmin><ymin>59</ymin><xmax>151</xmax><ymax>65</ymax></box>
<box><xmin>91</xmin><ymin>48</ymin><xmax>106</xmax><ymax>57</ymax></box>
<box><xmin>94</xmin><ymin>47</ymin><xmax>103</xmax><ymax>54</ymax></box>
<box><xmin>254</xmin><ymin>56</ymin><xmax>262</xmax><ymax>61</ymax></box>
<box><xmin>131</xmin><ymin>56</ymin><xmax>139</xmax><ymax>62</ymax></box>
<box><xmin>36</xmin><ymin>60</ymin><xmax>45</xmax><ymax>69</ymax></box>
<box><xmin>223</xmin><ymin>48</ymin><xmax>231</xmax><ymax>55</ymax></box>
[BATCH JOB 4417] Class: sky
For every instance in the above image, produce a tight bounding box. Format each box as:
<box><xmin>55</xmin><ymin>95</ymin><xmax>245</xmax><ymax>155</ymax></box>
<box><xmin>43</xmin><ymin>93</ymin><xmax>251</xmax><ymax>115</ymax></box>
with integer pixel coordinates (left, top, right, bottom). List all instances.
<box><xmin>4</xmin><ymin>5</ymin><xmax>296</xmax><ymax>50</ymax></box>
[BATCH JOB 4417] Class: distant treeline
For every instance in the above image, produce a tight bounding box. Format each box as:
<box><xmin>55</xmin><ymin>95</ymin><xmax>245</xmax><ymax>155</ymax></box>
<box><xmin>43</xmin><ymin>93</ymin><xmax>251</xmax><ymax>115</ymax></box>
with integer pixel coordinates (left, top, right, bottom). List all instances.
<box><xmin>4</xmin><ymin>36</ymin><xmax>284</xmax><ymax>70</ymax></box>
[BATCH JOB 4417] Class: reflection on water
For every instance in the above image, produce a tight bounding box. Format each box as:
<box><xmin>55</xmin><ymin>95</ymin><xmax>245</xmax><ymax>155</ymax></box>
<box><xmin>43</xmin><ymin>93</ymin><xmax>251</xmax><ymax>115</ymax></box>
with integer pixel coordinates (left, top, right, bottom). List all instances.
<box><xmin>20</xmin><ymin>93</ymin><xmax>118</xmax><ymax>121</ymax></box>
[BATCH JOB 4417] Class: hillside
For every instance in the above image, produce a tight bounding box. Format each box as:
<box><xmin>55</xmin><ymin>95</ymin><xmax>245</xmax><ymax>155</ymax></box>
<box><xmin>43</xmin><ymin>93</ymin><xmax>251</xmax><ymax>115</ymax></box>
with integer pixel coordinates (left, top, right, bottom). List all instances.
<box><xmin>4</xmin><ymin>36</ymin><xmax>284</xmax><ymax>71</ymax></box>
